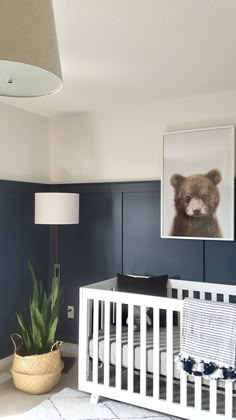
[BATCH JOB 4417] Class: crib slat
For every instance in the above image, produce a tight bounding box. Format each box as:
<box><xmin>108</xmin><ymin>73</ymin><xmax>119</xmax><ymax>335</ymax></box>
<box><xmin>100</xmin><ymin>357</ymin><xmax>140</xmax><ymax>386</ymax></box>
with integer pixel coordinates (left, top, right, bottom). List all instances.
<box><xmin>224</xmin><ymin>294</ymin><xmax>229</xmax><ymax>303</ymax></box>
<box><xmin>176</xmin><ymin>289</ymin><xmax>182</xmax><ymax>326</ymax></box>
<box><xmin>188</xmin><ymin>290</ymin><xmax>194</xmax><ymax>299</ymax></box>
<box><xmin>86</xmin><ymin>299</ymin><xmax>92</xmax><ymax>378</ymax></box>
<box><xmin>210</xmin><ymin>380</ymin><xmax>217</xmax><ymax>415</ymax></box>
<box><xmin>104</xmin><ymin>300</ymin><xmax>110</xmax><ymax>387</ymax></box>
<box><xmin>167</xmin><ymin>308</ymin><xmax>173</xmax><ymax>403</ymax></box>
<box><xmin>113</xmin><ymin>302</ymin><xmax>116</xmax><ymax>324</ymax></box>
<box><xmin>115</xmin><ymin>302</ymin><xmax>122</xmax><ymax>390</ymax></box>
<box><xmin>101</xmin><ymin>301</ymin><xmax>105</xmax><ymax>329</ymax></box>
<box><xmin>153</xmin><ymin>307</ymin><xmax>160</xmax><ymax>399</ymax></box>
<box><xmin>79</xmin><ymin>291</ymin><xmax>88</xmax><ymax>383</ymax></box>
<box><xmin>140</xmin><ymin>305</ymin><xmax>147</xmax><ymax>396</ymax></box>
<box><xmin>200</xmin><ymin>291</ymin><xmax>205</xmax><ymax>300</ymax></box>
<box><xmin>194</xmin><ymin>376</ymin><xmax>202</xmax><ymax>410</ymax></box>
<box><xmin>93</xmin><ymin>299</ymin><xmax>99</xmax><ymax>384</ymax></box>
<box><xmin>128</xmin><ymin>304</ymin><xmax>134</xmax><ymax>393</ymax></box>
<box><xmin>211</xmin><ymin>292</ymin><xmax>217</xmax><ymax>302</ymax></box>
<box><xmin>87</xmin><ymin>299</ymin><xmax>93</xmax><ymax>336</ymax></box>
<box><xmin>225</xmin><ymin>381</ymin><xmax>233</xmax><ymax>417</ymax></box>
<box><xmin>180</xmin><ymin>370</ymin><xmax>187</xmax><ymax>406</ymax></box>
<box><xmin>177</xmin><ymin>289</ymin><xmax>182</xmax><ymax>300</ymax></box>
<box><xmin>180</xmin><ymin>305</ymin><xmax>187</xmax><ymax>406</ymax></box>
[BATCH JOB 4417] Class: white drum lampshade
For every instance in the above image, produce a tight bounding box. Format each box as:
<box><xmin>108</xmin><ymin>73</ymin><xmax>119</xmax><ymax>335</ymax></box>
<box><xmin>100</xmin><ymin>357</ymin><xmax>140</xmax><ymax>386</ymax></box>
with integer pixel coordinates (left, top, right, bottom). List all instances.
<box><xmin>35</xmin><ymin>193</ymin><xmax>79</xmax><ymax>225</ymax></box>
<box><xmin>0</xmin><ymin>0</ymin><xmax>62</xmax><ymax>97</ymax></box>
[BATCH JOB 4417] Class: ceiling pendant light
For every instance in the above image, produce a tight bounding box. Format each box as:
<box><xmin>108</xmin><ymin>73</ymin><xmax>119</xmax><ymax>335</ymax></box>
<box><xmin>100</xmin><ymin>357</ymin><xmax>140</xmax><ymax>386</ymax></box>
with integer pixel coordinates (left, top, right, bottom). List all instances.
<box><xmin>0</xmin><ymin>0</ymin><xmax>63</xmax><ymax>97</ymax></box>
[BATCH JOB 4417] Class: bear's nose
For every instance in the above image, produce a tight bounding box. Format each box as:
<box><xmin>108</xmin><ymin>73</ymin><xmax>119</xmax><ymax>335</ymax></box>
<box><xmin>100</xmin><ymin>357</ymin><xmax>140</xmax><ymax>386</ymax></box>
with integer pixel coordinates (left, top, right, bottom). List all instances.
<box><xmin>193</xmin><ymin>209</ymin><xmax>201</xmax><ymax>216</ymax></box>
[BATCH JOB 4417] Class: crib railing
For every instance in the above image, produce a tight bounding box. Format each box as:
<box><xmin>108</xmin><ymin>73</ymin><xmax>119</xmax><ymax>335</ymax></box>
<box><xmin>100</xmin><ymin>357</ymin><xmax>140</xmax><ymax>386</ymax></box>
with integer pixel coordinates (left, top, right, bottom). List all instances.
<box><xmin>167</xmin><ymin>278</ymin><xmax>235</xmax><ymax>304</ymax></box>
<box><xmin>79</xmin><ymin>278</ymin><xmax>236</xmax><ymax>420</ymax></box>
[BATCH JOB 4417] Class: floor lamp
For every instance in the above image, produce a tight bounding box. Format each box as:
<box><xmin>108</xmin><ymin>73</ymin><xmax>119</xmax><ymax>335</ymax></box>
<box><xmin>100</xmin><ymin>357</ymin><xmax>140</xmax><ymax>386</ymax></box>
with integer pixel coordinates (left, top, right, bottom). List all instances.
<box><xmin>34</xmin><ymin>192</ymin><xmax>80</xmax><ymax>279</ymax></box>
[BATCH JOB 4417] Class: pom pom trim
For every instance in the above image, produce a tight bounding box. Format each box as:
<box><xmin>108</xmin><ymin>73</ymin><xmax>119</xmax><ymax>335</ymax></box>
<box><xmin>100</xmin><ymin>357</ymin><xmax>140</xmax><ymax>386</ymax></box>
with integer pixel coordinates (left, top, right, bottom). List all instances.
<box><xmin>175</xmin><ymin>354</ymin><xmax>236</xmax><ymax>381</ymax></box>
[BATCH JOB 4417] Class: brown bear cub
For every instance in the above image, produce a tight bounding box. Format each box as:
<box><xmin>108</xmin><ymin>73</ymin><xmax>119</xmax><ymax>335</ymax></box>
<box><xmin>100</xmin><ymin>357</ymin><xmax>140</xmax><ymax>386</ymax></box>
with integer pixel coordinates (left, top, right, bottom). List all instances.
<box><xmin>170</xmin><ymin>169</ymin><xmax>222</xmax><ymax>238</ymax></box>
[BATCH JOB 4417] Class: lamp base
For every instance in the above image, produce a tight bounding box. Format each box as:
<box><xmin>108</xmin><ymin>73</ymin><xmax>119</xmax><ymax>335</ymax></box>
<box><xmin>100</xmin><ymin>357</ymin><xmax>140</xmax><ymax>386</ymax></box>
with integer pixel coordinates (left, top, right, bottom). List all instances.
<box><xmin>54</xmin><ymin>263</ymin><xmax>60</xmax><ymax>279</ymax></box>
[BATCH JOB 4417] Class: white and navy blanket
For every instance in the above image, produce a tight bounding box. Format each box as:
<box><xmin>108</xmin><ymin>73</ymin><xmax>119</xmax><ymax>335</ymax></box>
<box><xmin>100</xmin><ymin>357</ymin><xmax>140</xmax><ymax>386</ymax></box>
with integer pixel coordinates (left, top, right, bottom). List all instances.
<box><xmin>175</xmin><ymin>298</ymin><xmax>236</xmax><ymax>381</ymax></box>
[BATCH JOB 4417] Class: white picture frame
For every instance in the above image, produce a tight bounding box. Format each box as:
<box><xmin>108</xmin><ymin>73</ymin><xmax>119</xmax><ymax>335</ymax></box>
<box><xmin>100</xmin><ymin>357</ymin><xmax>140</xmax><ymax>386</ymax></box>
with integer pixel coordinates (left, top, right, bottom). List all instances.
<box><xmin>161</xmin><ymin>126</ymin><xmax>235</xmax><ymax>240</ymax></box>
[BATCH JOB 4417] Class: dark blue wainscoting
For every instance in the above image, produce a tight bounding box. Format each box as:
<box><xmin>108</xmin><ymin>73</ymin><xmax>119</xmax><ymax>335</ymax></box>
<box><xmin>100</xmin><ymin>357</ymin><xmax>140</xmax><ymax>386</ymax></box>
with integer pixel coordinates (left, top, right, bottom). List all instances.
<box><xmin>57</xmin><ymin>181</ymin><xmax>203</xmax><ymax>344</ymax></box>
<box><xmin>57</xmin><ymin>188</ymin><xmax>123</xmax><ymax>343</ymax></box>
<box><xmin>123</xmin><ymin>190</ymin><xmax>204</xmax><ymax>280</ymax></box>
<box><xmin>1</xmin><ymin>179</ymin><xmax>235</xmax><ymax>354</ymax></box>
<box><xmin>205</xmin><ymin>241</ymin><xmax>236</xmax><ymax>284</ymax></box>
<box><xmin>0</xmin><ymin>182</ymin><xmax>49</xmax><ymax>358</ymax></box>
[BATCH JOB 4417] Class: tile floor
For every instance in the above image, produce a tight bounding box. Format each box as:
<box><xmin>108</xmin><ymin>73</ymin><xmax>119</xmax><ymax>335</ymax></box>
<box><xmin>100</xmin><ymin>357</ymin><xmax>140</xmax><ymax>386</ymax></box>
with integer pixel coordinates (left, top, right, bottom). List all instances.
<box><xmin>0</xmin><ymin>350</ymin><xmax>78</xmax><ymax>417</ymax></box>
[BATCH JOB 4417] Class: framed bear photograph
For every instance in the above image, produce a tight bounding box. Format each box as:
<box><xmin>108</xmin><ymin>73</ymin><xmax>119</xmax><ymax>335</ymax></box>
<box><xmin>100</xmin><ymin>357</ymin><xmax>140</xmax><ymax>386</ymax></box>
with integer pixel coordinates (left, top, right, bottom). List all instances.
<box><xmin>161</xmin><ymin>126</ymin><xmax>235</xmax><ymax>240</ymax></box>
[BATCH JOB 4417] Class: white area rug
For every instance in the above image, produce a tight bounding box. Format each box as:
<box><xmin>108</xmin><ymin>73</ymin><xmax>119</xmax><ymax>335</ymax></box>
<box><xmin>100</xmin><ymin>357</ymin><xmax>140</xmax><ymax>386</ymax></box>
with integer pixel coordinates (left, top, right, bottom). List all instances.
<box><xmin>2</xmin><ymin>388</ymin><xmax>181</xmax><ymax>420</ymax></box>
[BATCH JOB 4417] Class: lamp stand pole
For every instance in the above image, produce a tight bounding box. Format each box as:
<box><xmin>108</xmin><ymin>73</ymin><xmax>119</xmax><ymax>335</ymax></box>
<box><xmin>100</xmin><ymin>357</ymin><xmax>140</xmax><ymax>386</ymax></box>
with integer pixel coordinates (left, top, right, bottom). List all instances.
<box><xmin>54</xmin><ymin>224</ymin><xmax>60</xmax><ymax>279</ymax></box>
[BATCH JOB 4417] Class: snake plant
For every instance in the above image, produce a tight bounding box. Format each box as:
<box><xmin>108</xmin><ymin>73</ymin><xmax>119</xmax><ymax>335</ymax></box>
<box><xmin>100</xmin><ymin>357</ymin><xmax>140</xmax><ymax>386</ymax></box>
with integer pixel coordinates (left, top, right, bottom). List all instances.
<box><xmin>16</xmin><ymin>261</ymin><xmax>62</xmax><ymax>355</ymax></box>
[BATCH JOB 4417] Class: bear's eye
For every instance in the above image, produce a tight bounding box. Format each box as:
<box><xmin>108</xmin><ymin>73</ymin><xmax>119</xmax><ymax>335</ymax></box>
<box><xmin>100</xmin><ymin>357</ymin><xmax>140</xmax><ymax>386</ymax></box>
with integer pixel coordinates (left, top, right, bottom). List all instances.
<box><xmin>185</xmin><ymin>195</ymin><xmax>191</xmax><ymax>203</ymax></box>
<box><xmin>202</xmin><ymin>194</ymin><xmax>207</xmax><ymax>200</ymax></box>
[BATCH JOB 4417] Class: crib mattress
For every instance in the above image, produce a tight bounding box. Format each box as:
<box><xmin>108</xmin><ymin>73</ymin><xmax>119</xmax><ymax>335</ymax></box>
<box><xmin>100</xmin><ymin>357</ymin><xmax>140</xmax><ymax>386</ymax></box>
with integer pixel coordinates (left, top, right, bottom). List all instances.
<box><xmin>89</xmin><ymin>326</ymin><xmax>236</xmax><ymax>391</ymax></box>
<box><xmin>88</xmin><ymin>326</ymin><xmax>236</xmax><ymax>390</ymax></box>
<box><xmin>88</xmin><ymin>325</ymin><xmax>180</xmax><ymax>377</ymax></box>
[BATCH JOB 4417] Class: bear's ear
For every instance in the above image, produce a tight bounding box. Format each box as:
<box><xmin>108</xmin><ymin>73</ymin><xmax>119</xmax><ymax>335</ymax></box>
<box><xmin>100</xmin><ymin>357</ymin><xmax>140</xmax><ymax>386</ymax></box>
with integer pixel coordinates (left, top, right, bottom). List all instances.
<box><xmin>170</xmin><ymin>174</ymin><xmax>184</xmax><ymax>189</ymax></box>
<box><xmin>206</xmin><ymin>169</ymin><xmax>222</xmax><ymax>185</ymax></box>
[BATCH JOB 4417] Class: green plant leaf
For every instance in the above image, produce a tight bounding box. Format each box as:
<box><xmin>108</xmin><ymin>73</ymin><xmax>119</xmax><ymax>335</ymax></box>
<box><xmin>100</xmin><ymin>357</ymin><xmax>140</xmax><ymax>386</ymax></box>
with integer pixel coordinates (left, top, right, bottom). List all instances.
<box><xmin>21</xmin><ymin>332</ymin><xmax>31</xmax><ymax>354</ymax></box>
<box><xmin>16</xmin><ymin>312</ymin><xmax>28</xmax><ymax>334</ymax></box>
<box><xmin>34</xmin><ymin>307</ymin><xmax>47</xmax><ymax>341</ymax></box>
<box><xmin>16</xmin><ymin>312</ymin><xmax>32</xmax><ymax>354</ymax></box>
<box><xmin>30</xmin><ymin>312</ymin><xmax>40</xmax><ymax>353</ymax></box>
<box><xmin>15</xmin><ymin>262</ymin><xmax>62</xmax><ymax>355</ymax></box>
<box><xmin>51</xmin><ymin>277</ymin><xmax>60</xmax><ymax>312</ymax></box>
<box><xmin>41</xmin><ymin>291</ymin><xmax>48</xmax><ymax>321</ymax></box>
<box><xmin>51</xmin><ymin>287</ymin><xmax>62</xmax><ymax>322</ymax></box>
<box><xmin>46</xmin><ymin>316</ymin><xmax>58</xmax><ymax>350</ymax></box>
<box><xmin>28</xmin><ymin>260</ymin><xmax>39</xmax><ymax>308</ymax></box>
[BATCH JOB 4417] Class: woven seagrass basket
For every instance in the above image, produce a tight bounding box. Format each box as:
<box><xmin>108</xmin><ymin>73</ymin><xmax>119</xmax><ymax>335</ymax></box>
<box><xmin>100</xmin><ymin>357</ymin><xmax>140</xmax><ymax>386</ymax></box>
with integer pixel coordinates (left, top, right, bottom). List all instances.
<box><xmin>10</xmin><ymin>334</ymin><xmax>64</xmax><ymax>394</ymax></box>
<box><xmin>11</xmin><ymin>368</ymin><xmax>63</xmax><ymax>395</ymax></box>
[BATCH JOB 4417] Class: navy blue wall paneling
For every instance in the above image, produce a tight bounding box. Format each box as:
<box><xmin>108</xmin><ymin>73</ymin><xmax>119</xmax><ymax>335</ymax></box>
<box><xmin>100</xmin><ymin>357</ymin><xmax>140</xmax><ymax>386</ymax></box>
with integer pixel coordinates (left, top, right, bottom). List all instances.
<box><xmin>57</xmin><ymin>181</ymin><xmax>205</xmax><ymax>344</ymax></box>
<box><xmin>1</xmin><ymin>178</ymin><xmax>234</xmax><ymax>354</ymax></box>
<box><xmin>204</xmin><ymin>241</ymin><xmax>236</xmax><ymax>284</ymax></box>
<box><xmin>58</xmin><ymin>192</ymin><xmax>122</xmax><ymax>343</ymax></box>
<box><xmin>0</xmin><ymin>195</ymin><xmax>6</xmax><ymax>358</ymax></box>
<box><xmin>123</xmin><ymin>191</ymin><xmax>204</xmax><ymax>281</ymax></box>
<box><xmin>0</xmin><ymin>183</ymin><xmax>49</xmax><ymax>358</ymax></box>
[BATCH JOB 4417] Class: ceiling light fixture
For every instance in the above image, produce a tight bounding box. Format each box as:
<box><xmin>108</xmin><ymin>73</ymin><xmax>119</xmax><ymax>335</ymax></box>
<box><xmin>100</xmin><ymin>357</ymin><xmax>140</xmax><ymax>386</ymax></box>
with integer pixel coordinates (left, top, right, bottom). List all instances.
<box><xmin>0</xmin><ymin>0</ymin><xmax>63</xmax><ymax>98</ymax></box>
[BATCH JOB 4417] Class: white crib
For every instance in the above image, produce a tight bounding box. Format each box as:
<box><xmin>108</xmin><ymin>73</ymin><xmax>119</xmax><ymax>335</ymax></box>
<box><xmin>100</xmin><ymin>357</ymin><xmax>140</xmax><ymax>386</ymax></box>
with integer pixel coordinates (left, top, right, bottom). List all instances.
<box><xmin>78</xmin><ymin>277</ymin><xmax>236</xmax><ymax>420</ymax></box>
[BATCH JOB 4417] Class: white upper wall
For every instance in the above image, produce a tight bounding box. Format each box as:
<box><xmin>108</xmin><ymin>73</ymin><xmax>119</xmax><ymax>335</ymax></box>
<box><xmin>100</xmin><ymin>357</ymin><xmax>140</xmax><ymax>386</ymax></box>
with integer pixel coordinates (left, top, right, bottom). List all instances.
<box><xmin>49</xmin><ymin>109</ymin><xmax>163</xmax><ymax>183</ymax></box>
<box><xmin>49</xmin><ymin>90</ymin><xmax>236</xmax><ymax>183</ymax></box>
<box><xmin>0</xmin><ymin>102</ymin><xmax>49</xmax><ymax>183</ymax></box>
<box><xmin>1</xmin><ymin>88</ymin><xmax>236</xmax><ymax>186</ymax></box>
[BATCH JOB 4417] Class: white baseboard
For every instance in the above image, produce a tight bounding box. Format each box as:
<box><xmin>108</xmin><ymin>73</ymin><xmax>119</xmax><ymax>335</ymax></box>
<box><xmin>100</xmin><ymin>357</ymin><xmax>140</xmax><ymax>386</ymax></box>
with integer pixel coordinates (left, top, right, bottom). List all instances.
<box><xmin>61</xmin><ymin>342</ymin><xmax>78</xmax><ymax>357</ymax></box>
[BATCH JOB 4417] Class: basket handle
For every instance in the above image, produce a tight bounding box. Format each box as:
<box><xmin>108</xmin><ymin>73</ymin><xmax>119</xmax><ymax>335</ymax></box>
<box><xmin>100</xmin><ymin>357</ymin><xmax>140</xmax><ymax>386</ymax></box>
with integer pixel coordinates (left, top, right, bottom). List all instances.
<box><xmin>11</xmin><ymin>333</ymin><xmax>23</xmax><ymax>352</ymax></box>
<box><xmin>51</xmin><ymin>340</ymin><xmax>63</xmax><ymax>352</ymax></box>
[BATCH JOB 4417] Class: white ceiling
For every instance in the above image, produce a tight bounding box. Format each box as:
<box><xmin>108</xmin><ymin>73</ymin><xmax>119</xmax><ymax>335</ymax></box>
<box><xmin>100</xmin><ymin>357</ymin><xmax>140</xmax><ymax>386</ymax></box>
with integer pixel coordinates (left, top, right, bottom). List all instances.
<box><xmin>1</xmin><ymin>0</ymin><xmax>236</xmax><ymax>117</ymax></box>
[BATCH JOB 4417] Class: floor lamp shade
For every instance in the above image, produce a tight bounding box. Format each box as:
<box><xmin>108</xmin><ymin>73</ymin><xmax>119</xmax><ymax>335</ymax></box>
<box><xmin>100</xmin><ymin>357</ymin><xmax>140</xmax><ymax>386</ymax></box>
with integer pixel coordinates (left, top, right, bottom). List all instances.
<box><xmin>0</xmin><ymin>0</ymin><xmax>62</xmax><ymax>97</ymax></box>
<box><xmin>35</xmin><ymin>193</ymin><xmax>80</xmax><ymax>225</ymax></box>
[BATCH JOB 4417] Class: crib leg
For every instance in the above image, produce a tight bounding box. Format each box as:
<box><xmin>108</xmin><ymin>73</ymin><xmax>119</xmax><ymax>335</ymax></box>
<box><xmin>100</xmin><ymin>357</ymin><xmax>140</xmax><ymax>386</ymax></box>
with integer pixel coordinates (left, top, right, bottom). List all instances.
<box><xmin>90</xmin><ymin>394</ymin><xmax>100</xmax><ymax>404</ymax></box>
